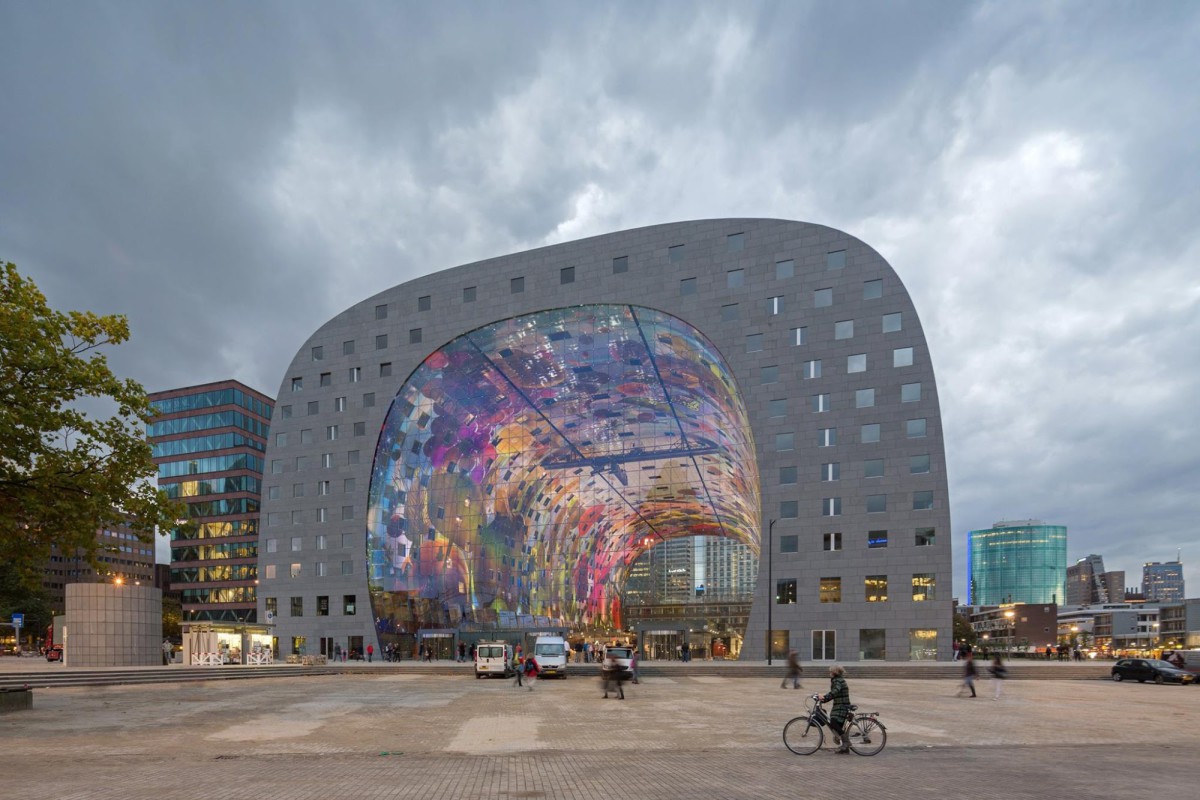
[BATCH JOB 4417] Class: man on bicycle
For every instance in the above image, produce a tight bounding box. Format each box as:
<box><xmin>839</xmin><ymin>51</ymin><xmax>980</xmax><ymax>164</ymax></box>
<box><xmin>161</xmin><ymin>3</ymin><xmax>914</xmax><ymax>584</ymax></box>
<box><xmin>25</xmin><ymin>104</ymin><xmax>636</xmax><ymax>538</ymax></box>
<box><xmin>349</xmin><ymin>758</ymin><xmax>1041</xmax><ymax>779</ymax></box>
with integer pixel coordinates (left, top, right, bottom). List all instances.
<box><xmin>820</xmin><ymin>664</ymin><xmax>852</xmax><ymax>754</ymax></box>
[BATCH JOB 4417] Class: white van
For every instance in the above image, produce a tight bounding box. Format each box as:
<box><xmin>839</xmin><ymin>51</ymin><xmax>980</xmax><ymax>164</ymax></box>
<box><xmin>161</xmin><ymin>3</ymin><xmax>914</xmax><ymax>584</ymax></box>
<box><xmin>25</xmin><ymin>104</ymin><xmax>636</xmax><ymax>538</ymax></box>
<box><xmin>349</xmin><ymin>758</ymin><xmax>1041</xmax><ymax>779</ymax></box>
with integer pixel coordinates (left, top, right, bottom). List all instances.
<box><xmin>533</xmin><ymin>635</ymin><xmax>570</xmax><ymax>678</ymax></box>
<box><xmin>474</xmin><ymin>641</ymin><xmax>513</xmax><ymax>679</ymax></box>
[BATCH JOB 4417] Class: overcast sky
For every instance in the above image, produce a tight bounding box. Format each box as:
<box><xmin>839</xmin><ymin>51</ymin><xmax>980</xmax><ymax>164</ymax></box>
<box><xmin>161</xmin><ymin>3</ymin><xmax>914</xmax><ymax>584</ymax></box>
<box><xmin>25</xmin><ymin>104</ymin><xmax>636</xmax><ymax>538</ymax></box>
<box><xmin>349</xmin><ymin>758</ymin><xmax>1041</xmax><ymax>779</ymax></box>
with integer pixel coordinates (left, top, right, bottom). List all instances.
<box><xmin>2</xmin><ymin>1</ymin><xmax>1197</xmax><ymax>598</ymax></box>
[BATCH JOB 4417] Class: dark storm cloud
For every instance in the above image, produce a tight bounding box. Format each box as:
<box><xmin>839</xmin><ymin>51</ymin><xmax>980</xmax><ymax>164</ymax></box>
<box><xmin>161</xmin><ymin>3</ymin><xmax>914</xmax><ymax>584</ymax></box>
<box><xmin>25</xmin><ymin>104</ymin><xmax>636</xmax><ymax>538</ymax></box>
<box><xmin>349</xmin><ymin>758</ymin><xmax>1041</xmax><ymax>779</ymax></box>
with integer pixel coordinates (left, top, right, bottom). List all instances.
<box><xmin>2</xmin><ymin>1</ymin><xmax>1198</xmax><ymax>592</ymax></box>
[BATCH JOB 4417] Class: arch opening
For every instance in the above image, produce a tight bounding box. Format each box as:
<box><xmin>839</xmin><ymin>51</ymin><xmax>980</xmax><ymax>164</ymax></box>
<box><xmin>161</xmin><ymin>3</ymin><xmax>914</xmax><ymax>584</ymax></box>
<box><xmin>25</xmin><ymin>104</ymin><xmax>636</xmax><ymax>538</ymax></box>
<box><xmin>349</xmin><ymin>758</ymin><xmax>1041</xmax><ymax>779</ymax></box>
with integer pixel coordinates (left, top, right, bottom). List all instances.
<box><xmin>366</xmin><ymin>305</ymin><xmax>760</xmax><ymax>638</ymax></box>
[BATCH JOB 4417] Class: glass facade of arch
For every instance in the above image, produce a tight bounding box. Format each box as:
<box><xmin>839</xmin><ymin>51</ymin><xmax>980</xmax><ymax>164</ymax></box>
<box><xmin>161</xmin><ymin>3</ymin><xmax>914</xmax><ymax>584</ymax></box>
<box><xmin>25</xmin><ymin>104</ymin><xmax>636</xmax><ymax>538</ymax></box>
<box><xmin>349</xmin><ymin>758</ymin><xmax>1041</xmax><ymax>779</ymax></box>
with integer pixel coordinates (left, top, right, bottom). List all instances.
<box><xmin>366</xmin><ymin>305</ymin><xmax>760</xmax><ymax>636</ymax></box>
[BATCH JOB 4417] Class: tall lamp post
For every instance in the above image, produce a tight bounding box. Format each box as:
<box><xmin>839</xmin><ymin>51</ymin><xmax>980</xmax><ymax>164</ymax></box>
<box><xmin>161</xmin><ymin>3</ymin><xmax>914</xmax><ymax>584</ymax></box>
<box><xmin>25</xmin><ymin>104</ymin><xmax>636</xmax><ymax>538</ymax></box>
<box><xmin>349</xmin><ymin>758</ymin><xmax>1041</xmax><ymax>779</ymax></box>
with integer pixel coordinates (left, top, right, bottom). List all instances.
<box><xmin>766</xmin><ymin>519</ymin><xmax>776</xmax><ymax>666</ymax></box>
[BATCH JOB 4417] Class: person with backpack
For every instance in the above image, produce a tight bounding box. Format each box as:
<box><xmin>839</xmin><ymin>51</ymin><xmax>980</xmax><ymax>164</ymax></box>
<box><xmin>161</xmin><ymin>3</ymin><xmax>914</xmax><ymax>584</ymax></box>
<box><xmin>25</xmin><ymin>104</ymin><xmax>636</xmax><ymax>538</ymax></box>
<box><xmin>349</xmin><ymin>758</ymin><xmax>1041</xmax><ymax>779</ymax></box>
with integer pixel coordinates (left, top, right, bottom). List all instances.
<box><xmin>524</xmin><ymin>655</ymin><xmax>539</xmax><ymax>691</ymax></box>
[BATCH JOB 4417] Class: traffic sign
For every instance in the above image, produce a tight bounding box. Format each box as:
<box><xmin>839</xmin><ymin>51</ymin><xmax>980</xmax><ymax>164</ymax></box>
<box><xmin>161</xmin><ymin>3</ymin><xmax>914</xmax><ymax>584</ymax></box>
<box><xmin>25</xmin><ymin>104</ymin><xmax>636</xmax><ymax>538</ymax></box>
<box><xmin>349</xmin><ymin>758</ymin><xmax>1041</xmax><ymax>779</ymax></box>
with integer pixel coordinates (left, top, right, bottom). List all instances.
<box><xmin>11</xmin><ymin>613</ymin><xmax>23</xmax><ymax>628</ymax></box>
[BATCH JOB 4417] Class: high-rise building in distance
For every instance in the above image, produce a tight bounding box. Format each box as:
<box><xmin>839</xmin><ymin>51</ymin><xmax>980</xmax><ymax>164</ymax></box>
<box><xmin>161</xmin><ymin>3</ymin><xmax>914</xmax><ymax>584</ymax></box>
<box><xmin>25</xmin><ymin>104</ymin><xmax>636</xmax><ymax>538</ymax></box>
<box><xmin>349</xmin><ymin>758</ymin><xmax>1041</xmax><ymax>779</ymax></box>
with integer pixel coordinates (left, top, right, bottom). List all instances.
<box><xmin>1142</xmin><ymin>559</ymin><xmax>1184</xmax><ymax>603</ymax></box>
<box><xmin>968</xmin><ymin>519</ymin><xmax>1067</xmax><ymax>605</ymax></box>
<box><xmin>148</xmin><ymin>380</ymin><xmax>273</xmax><ymax>624</ymax></box>
<box><xmin>1066</xmin><ymin>554</ymin><xmax>1124</xmax><ymax>606</ymax></box>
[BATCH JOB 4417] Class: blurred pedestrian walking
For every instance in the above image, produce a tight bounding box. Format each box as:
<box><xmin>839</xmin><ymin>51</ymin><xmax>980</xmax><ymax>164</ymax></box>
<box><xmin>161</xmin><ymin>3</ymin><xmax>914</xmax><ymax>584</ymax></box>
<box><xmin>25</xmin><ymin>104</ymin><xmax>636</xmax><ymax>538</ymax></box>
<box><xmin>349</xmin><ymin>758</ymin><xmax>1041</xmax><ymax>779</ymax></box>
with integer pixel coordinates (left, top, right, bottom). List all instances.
<box><xmin>780</xmin><ymin>648</ymin><xmax>803</xmax><ymax>689</ymax></box>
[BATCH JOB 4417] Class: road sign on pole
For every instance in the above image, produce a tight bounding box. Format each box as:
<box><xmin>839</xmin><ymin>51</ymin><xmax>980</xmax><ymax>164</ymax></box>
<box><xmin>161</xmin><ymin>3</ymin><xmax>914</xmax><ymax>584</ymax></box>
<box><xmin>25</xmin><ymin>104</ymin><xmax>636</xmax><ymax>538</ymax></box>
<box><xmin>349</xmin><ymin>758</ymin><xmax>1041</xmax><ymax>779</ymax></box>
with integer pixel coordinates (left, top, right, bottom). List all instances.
<box><xmin>11</xmin><ymin>613</ymin><xmax>22</xmax><ymax>629</ymax></box>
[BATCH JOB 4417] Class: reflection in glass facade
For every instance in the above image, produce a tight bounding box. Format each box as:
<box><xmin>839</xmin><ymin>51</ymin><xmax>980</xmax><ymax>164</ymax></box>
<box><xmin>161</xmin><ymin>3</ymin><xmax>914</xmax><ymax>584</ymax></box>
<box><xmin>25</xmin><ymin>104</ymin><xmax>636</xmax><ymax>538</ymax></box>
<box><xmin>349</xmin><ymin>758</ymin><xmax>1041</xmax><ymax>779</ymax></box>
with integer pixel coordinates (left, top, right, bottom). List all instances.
<box><xmin>967</xmin><ymin>519</ymin><xmax>1067</xmax><ymax>605</ymax></box>
<box><xmin>367</xmin><ymin>305</ymin><xmax>760</xmax><ymax>635</ymax></box>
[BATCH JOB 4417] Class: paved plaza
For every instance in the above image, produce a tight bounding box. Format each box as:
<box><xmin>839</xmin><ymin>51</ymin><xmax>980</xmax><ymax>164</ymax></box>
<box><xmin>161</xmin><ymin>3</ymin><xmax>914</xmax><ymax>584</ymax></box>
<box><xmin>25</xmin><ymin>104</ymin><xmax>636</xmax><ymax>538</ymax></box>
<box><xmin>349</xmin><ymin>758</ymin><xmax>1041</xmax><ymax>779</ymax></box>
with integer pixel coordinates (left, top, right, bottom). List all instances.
<box><xmin>4</xmin><ymin>665</ymin><xmax>1196</xmax><ymax>799</ymax></box>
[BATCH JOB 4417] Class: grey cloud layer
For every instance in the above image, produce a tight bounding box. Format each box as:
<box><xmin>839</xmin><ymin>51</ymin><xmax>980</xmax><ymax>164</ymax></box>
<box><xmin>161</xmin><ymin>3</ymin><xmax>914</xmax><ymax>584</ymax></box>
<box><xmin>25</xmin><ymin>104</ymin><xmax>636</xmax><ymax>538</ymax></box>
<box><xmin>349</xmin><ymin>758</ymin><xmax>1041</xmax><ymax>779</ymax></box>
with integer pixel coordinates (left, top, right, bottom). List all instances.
<box><xmin>2</xmin><ymin>0</ymin><xmax>1197</xmax><ymax>594</ymax></box>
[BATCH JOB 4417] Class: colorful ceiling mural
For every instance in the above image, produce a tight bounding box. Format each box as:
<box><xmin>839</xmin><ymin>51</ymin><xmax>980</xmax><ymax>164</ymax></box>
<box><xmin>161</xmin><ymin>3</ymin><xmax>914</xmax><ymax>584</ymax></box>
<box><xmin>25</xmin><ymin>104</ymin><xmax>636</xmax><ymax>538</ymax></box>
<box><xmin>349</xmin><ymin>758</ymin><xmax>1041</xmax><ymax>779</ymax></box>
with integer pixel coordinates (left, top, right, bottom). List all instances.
<box><xmin>366</xmin><ymin>305</ymin><xmax>760</xmax><ymax>632</ymax></box>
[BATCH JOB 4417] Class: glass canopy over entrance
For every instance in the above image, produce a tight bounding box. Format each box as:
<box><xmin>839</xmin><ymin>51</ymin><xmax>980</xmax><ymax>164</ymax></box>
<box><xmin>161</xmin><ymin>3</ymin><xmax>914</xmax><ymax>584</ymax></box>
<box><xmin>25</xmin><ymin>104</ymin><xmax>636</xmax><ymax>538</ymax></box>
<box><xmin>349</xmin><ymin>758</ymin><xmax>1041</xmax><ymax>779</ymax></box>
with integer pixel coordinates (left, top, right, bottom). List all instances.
<box><xmin>366</xmin><ymin>305</ymin><xmax>760</xmax><ymax>635</ymax></box>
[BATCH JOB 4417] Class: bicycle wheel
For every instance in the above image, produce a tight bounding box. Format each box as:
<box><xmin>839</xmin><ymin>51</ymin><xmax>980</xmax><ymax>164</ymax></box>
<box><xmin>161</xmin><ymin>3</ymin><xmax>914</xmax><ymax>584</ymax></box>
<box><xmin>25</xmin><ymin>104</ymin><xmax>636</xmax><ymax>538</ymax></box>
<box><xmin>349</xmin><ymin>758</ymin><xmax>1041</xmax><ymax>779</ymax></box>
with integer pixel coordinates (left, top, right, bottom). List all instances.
<box><xmin>845</xmin><ymin>716</ymin><xmax>887</xmax><ymax>756</ymax></box>
<box><xmin>783</xmin><ymin>716</ymin><xmax>824</xmax><ymax>755</ymax></box>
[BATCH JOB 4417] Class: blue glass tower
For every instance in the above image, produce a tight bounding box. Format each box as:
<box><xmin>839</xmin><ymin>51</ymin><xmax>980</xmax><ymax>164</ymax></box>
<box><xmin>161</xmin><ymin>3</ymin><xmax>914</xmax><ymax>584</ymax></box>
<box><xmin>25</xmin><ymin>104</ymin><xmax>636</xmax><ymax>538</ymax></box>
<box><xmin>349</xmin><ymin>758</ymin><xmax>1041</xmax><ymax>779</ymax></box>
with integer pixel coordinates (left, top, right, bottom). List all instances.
<box><xmin>968</xmin><ymin>520</ymin><xmax>1067</xmax><ymax>605</ymax></box>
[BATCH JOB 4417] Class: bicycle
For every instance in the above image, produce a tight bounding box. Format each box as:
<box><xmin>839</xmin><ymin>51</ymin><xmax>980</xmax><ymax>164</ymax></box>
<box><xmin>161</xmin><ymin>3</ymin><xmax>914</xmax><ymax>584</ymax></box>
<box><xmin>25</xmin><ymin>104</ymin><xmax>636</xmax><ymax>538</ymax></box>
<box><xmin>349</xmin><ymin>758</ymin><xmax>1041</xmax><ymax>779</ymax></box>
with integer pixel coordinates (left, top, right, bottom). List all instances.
<box><xmin>783</xmin><ymin>694</ymin><xmax>888</xmax><ymax>756</ymax></box>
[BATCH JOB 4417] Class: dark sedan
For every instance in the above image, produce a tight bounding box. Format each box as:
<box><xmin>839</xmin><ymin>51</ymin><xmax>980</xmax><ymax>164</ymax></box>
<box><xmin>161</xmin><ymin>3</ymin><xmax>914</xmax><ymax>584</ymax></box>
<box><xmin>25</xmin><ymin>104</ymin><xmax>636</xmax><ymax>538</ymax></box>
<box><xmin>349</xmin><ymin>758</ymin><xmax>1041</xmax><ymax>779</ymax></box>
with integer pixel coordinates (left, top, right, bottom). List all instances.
<box><xmin>1111</xmin><ymin>658</ymin><xmax>1194</xmax><ymax>685</ymax></box>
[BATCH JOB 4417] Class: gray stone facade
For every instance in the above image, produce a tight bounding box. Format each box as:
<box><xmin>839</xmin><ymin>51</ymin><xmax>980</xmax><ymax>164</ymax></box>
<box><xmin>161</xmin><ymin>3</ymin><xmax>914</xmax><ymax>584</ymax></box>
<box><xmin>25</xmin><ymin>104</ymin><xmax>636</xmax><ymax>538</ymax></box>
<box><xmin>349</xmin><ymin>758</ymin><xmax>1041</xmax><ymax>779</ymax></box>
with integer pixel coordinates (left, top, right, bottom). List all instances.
<box><xmin>64</xmin><ymin>583</ymin><xmax>163</xmax><ymax>666</ymax></box>
<box><xmin>257</xmin><ymin>219</ymin><xmax>952</xmax><ymax>661</ymax></box>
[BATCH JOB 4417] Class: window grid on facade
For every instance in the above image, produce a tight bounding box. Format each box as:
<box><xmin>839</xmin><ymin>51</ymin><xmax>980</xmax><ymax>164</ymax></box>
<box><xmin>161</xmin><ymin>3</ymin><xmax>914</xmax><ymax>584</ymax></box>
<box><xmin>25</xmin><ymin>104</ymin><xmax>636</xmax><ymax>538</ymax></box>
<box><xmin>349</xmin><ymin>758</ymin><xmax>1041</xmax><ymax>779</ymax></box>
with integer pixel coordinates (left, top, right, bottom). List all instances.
<box><xmin>866</xmin><ymin>575</ymin><xmax>888</xmax><ymax>602</ymax></box>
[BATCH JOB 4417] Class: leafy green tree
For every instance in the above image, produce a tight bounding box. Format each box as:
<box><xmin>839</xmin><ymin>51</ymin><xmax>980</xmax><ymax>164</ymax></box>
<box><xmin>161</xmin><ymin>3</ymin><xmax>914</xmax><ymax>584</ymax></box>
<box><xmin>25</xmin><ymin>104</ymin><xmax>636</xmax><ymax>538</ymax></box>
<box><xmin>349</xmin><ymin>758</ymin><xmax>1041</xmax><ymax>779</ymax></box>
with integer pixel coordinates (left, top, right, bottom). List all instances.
<box><xmin>0</xmin><ymin>261</ymin><xmax>181</xmax><ymax>591</ymax></box>
<box><xmin>953</xmin><ymin>611</ymin><xmax>977</xmax><ymax>646</ymax></box>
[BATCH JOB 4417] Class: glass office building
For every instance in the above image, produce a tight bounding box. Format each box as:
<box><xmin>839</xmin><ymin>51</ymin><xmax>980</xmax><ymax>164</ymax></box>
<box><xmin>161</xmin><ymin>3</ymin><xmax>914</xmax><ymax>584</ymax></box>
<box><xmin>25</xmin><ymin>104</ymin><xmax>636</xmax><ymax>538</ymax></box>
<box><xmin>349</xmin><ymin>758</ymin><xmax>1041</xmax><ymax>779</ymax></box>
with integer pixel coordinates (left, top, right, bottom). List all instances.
<box><xmin>148</xmin><ymin>380</ymin><xmax>273</xmax><ymax>623</ymax></box>
<box><xmin>967</xmin><ymin>519</ymin><xmax>1067</xmax><ymax>605</ymax></box>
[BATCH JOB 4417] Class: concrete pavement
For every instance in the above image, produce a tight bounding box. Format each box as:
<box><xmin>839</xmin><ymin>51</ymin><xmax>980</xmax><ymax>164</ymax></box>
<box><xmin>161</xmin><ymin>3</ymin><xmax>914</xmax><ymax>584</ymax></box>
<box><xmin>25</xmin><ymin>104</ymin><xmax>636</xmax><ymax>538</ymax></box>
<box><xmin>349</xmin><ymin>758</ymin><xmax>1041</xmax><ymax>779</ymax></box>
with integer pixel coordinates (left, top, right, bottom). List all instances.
<box><xmin>4</xmin><ymin>668</ymin><xmax>1194</xmax><ymax>799</ymax></box>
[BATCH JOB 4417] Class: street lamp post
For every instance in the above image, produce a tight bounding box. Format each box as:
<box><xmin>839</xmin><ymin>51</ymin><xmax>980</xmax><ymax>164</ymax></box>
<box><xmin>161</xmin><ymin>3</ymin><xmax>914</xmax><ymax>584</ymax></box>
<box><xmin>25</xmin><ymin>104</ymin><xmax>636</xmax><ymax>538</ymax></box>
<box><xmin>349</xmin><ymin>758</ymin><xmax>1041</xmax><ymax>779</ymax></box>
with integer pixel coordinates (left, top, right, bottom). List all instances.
<box><xmin>766</xmin><ymin>519</ymin><xmax>776</xmax><ymax>666</ymax></box>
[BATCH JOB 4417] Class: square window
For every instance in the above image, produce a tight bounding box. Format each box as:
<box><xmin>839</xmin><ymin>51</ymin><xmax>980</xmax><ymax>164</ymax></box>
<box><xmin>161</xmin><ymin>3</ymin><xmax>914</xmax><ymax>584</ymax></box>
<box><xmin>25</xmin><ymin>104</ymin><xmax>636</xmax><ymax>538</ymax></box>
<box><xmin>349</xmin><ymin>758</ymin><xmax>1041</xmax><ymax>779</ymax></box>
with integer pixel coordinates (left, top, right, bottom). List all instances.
<box><xmin>866</xmin><ymin>575</ymin><xmax>888</xmax><ymax>602</ymax></box>
<box><xmin>915</xmin><ymin>528</ymin><xmax>936</xmax><ymax>547</ymax></box>
<box><xmin>866</xmin><ymin>494</ymin><xmax>887</xmax><ymax>513</ymax></box>
<box><xmin>560</xmin><ymin>266</ymin><xmax>575</xmax><ymax>285</ymax></box>
<box><xmin>334</xmin><ymin>397</ymin><xmax>346</xmax><ymax>413</ymax></box>
<box><xmin>276</xmin><ymin>432</ymin><xmax>288</xmax><ymax>447</ymax></box>
<box><xmin>264</xmin><ymin>564</ymin><xmax>277</xmax><ymax>579</ymax></box>
<box><xmin>792</xmin><ymin>326</ymin><xmax>807</xmax><ymax>346</ymax></box>
<box><xmin>347</xmin><ymin>450</ymin><xmax>360</xmax><ymax>465</ymax></box>
<box><xmin>341</xmin><ymin>561</ymin><xmax>353</xmax><ymax>576</ymax></box>
<box><xmin>308</xmin><ymin>401</ymin><xmax>319</xmax><ymax>415</ymax></box>
<box><xmin>280</xmin><ymin>405</ymin><xmax>292</xmax><ymax>419</ymax></box>
<box><xmin>823</xmin><ymin>532</ymin><xmax>842</xmax><ymax>552</ymax></box>
<box><xmin>847</xmin><ymin>353</ymin><xmax>867</xmax><ymax>373</ymax></box>
<box><xmin>316</xmin><ymin>508</ymin><xmax>327</xmax><ymax>522</ymax></box>
<box><xmin>316</xmin><ymin>594</ymin><xmax>329</xmax><ymax>614</ymax></box>
<box><xmin>311</xmin><ymin>345</ymin><xmax>323</xmax><ymax>361</ymax></box>
<box><xmin>291</xmin><ymin>377</ymin><xmax>303</xmax><ymax>392</ymax></box>
<box><xmin>819</xmin><ymin>428</ymin><xmax>837</xmax><ymax>447</ymax></box>
<box><xmin>882</xmin><ymin>313</ymin><xmax>902</xmax><ymax>333</ymax></box>
<box><xmin>912</xmin><ymin>574</ymin><xmax>935</xmax><ymax>602</ymax></box>
<box><xmin>342</xmin><ymin>505</ymin><xmax>354</xmax><ymax>521</ymax></box>
<box><xmin>767</xmin><ymin>295</ymin><xmax>784</xmax><ymax>315</ymax></box>
<box><xmin>375</xmin><ymin>334</ymin><xmax>388</xmax><ymax>350</ymax></box>
<box><xmin>780</xmin><ymin>500</ymin><xmax>799</xmax><ymax>519</ymax></box>
<box><xmin>271</xmin><ymin>459</ymin><xmax>283</xmax><ymax>474</ymax></box>
<box><xmin>901</xmin><ymin>383</ymin><xmax>921</xmax><ymax>403</ymax></box>
<box><xmin>776</xmin><ymin>578</ymin><xmax>797</xmax><ymax>604</ymax></box>
<box><xmin>292</xmin><ymin>482</ymin><xmax>304</xmax><ymax>498</ymax></box>
<box><xmin>510</xmin><ymin>276</ymin><xmax>525</xmax><ymax>294</ymax></box>
<box><xmin>668</xmin><ymin>244</ymin><xmax>686</xmax><ymax>262</ymax></box>
<box><xmin>907</xmin><ymin>418</ymin><xmax>927</xmax><ymax>438</ymax></box>
<box><xmin>822</xmin><ymin>497</ymin><xmax>841</xmax><ymax>517</ymax></box>
<box><xmin>780</xmin><ymin>534</ymin><xmax>798</xmax><ymax>553</ymax></box>
<box><xmin>268</xmin><ymin>486</ymin><xmax>280</xmax><ymax>500</ymax></box>
<box><xmin>463</xmin><ymin>286</ymin><xmax>476</xmax><ymax>303</ymax></box>
<box><xmin>913</xmin><ymin>491</ymin><xmax>934</xmax><ymax>510</ymax></box>
<box><xmin>321</xmin><ymin>453</ymin><xmax>333</xmax><ymax>468</ymax></box>
<box><xmin>418</xmin><ymin>295</ymin><xmax>431</xmax><ymax>312</ymax></box>
<box><xmin>316</xmin><ymin>534</ymin><xmax>327</xmax><ymax>550</ymax></box>
<box><xmin>855</xmin><ymin>388</ymin><xmax>875</xmax><ymax>408</ymax></box>
<box><xmin>680</xmin><ymin>277</ymin><xmax>697</xmax><ymax>295</ymax></box>
<box><xmin>864</xmin><ymin>458</ymin><xmax>884</xmax><ymax>478</ymax></box>
<box><xmin>295</xmin><ymin>456</ymin><xmax>307</xmax><ymax>470</ymax></box>
<box><xmin>814</xmin><ymin>288</ymin><xmax>833</xmax><ymax>308</ymax></box>
<box><xmin>894</xmin><ymin>347</ymin><xmax>914</xmax><ymax>367</ymax></box>
<box><xmin>826</xmin><ymin>249</ymin><xmax>846</xmax><ymax>269</ymax></box>
<box><xmin>266</xmin><ymin>538</ymin><xmax>278</xmax><ymax>553</ymax></box>
<box><xmin>803</xmin><ymin>360</ymin><xmax>822</xmax><ymax>379</ymax></box>
<box><xmin>326</xmin><ymin>425</ymin><xmax>338</xmax><ymax>441</ymax></box>
<box><xmin>868</xmin><ymin>530</ymin><xmax>888</xmax><ymax>549</ymax></box>
<box><xmin>779</xmin><ymin>466</ymin><xmax>797</xmax><ymax>485</ymax></box>
<box><xmin>761</xmin><ymin>365</ymin><xmax>779</xmax><ymax>384</ymax></box>
<box><xmin>290</xmin><ymin>536</ymin><xmax>302</xmax><ymax>552</ymax></box>
<box><xmin>722</xmin><ymin>303</ymin><xmax>739</xmax><ymax>321</ymax></box>
<box><xmin>612</xmin><ymin>256</ymin><xmax>628</xmax><ymax>274</ymax></box>
<box><xmin>727</xmin><ymin>269</ymin><xmax>745</xmax><ymax>288</ymax></box>
<box><xmin>380</xmin><ymin>363</ymin><xmax>392</xmax><ymax>378</ymax></box>
<box><xmin>746</xmin><ymin>333</ymin><xmax>763</xmax><ymax>353</ymax></box>
<box><xmin>820</xmin><ymin>577</ymin><xmax>842</xmax><ymax>603</ymax></box>
<box><xmin>775</xmin><ymin>432</ymin><xmax>795</xmax><ymax>451</ymax></box>
<box><xmin>353</xmin><ymin>421</ymin><xmax>366</xmax><ymax>437</ymax></box>
<box><xmin>835</xmin><ymin>320</ymin><xmax>854</xmax><ymax>340</ymax></box>
<box><xmin>290</xmin><ymin>596</ymin><xmax>303</xmax><ymax>616</ymax></box>
<box><xmin>375</xmin><ymin>304</ymin><xmax>388</xmax><ymax>320</ymax></box>
<box><xmin>290</xmin><ymin>563</ymin><xmax>301</xmax><ymax>578</ymax></box>
<box><xmin>343</xmin><ymin>594</ymin><xmax>357</xmax><ymax>613</ymax></box>
<box><xmin>727</xmin><ymin>232</ymin><xmax>745</xmax><ymax>252</ymax></box>
<box><xmin>863</xmin><ymin>279</ymin><xmax>883</xmax><ymax>300</ymax></box>
<box><xmin>349</xmin><ymin>367</ymin><xmax>361</xmax><ymax>383</ymax></box>
<box><xmin>861</xmin><ymin>423</ymin><xmax>881</xmax><ymax>443</ymax></box>
<box><xmin>821</xmin><ymin>462</ymin><xmax>839</xmax><ymax>481</ymax></box>
<box><xmin>344</xmin><ymin>341</ymin><xmax>356</xmax><ymax>357</ymax></box>
<box><xmin>812</xmin><ymin>393</ymin><xmax>830</xmax><ymax>412</ymax></box>
<box><xmin>768</xmin><ymin>399</ymin><xmax>786</xmax><ymax>417</ymax></box>
<box><xmin>409</xmin><ymin>328</ymin><xmax>422</xmax><ymax>344</ymax></box>
<box><xmin>344</xmin><ymin>477</ymin><xmax>355</xmax><ymax>493</ymax></box>
<box><xmin>776</xmin><ymin>259</ymin><xmax>794</xmax><ymax>279</ymax></box>
<box><xmin>910</xmin><ymin>454</ymin><xmax>930</xmax><ymax>474</ymax></box>
<box><xmin>363</xmin><ymin>392</ymin><xmax>375</xmax><ymax>407</ymax></box>
<box><xmin>860</xmin><ymin>629</ymin><xmax>887</xmax><ymax>660</ymax></box>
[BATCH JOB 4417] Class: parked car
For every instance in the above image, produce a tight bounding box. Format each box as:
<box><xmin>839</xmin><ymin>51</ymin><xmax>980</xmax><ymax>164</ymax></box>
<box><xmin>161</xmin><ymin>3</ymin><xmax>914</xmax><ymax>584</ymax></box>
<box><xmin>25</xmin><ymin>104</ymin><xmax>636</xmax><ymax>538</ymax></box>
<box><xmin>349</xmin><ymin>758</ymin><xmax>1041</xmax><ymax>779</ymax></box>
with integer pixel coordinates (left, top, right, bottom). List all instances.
<box><xmin>602</xmin><ymin>646</ymin><xmax>634</xmax><ymax>671</ymax></box>
<box><xmin>1111</xmin><ymin>658</ymin><xmax>1195</xmax><ymax>685</ymax></box>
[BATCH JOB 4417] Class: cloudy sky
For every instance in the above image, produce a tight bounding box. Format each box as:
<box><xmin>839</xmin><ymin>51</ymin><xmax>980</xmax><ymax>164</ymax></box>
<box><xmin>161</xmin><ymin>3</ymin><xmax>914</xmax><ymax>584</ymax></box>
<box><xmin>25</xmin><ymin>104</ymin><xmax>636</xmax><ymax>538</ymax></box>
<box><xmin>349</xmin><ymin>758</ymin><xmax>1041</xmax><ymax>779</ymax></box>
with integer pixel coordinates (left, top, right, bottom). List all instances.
<box><xmin>2</xmin><ymin>1</ymin><xmax>1197</xmax><ymax>598</ymax></box>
